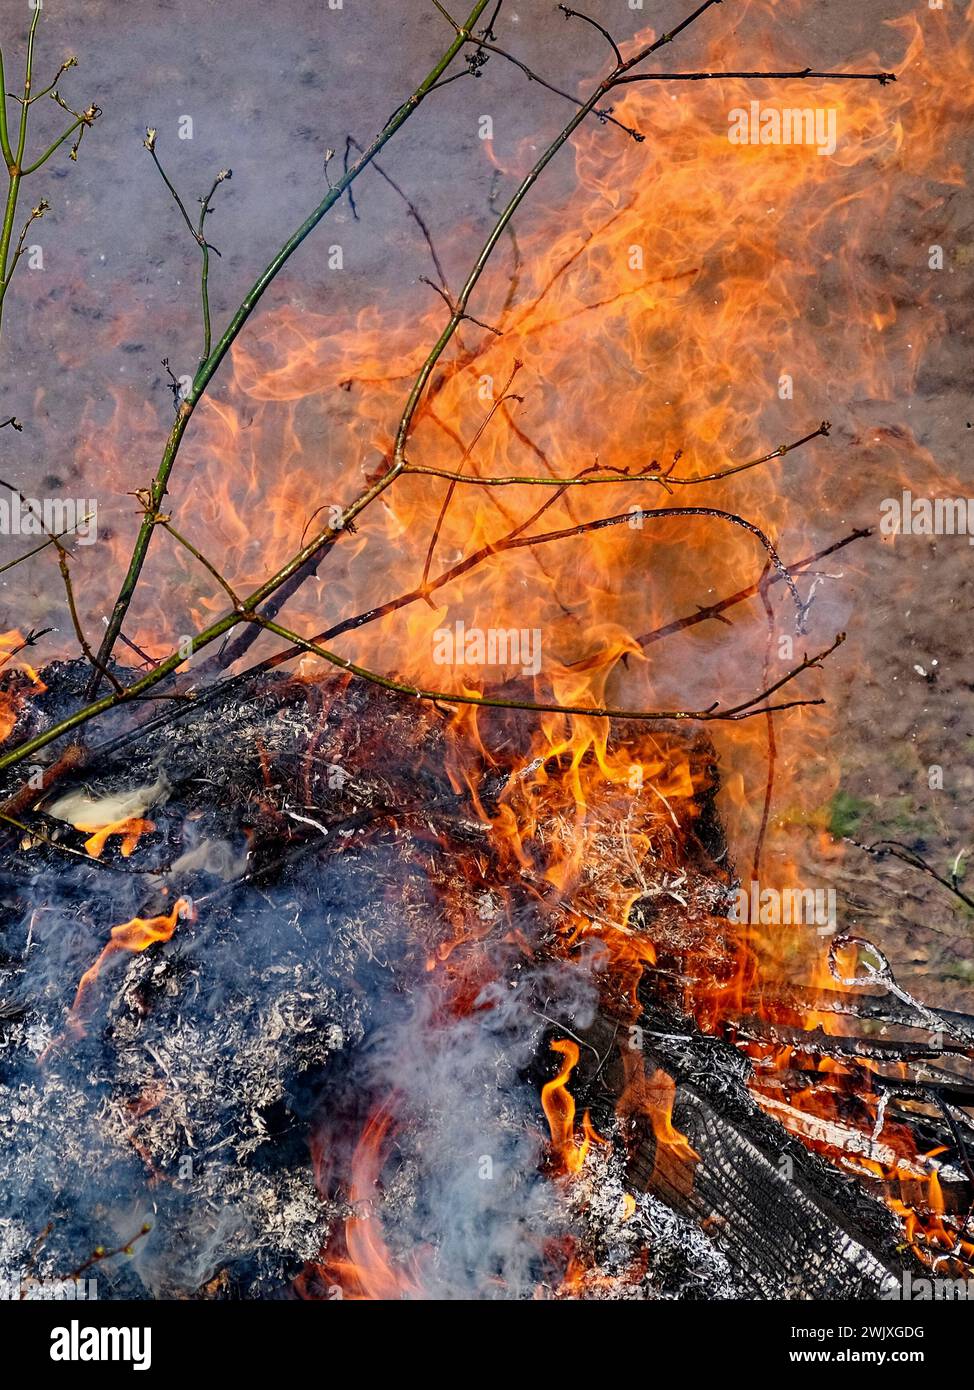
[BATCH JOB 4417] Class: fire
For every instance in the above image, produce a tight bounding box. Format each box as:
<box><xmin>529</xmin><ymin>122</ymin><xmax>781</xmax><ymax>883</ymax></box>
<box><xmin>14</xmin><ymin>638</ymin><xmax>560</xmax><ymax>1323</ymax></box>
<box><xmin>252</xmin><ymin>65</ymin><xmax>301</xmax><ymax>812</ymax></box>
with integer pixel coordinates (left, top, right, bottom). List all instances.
<box><xmin>76</xmin><ymin>815</ymin><xmax>155</xmax><ymax>859</ymax></box>
<box><xmin>0</xmin><ymin>629</ymin><xmax>46</xmax><ymax>742</ymax></box>
<box><xmin>618</xmin><ymin>1055</ymin><xmax>699</xmax><ymax>1171</ymax></box>
<box><xmin>541</xmin><ymin>1039</ymin><xmax>601</xmax><ymax>1177</ymax></box>
<box><xmin>9</xmin><ymin>0</ymin><xmax>971</xmax><ymax>1294</ymax></box>
<box><xmin>313</xmin><ymin>1108</ymin><xmax>428</xmax><ymax>1301</ymax></box>
<box><xmin>69</xmin><ymin>898</ymin><xmax>192</xmax><ymax>1023</ymax></box>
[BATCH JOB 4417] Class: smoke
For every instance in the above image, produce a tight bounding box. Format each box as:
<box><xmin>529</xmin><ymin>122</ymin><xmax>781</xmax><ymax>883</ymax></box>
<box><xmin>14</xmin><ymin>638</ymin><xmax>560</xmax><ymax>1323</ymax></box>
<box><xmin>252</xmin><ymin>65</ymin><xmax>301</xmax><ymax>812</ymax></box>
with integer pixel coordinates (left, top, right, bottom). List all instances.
<box><xmin>319</xmin><ymin>930</ymin><xmax>605</xmax><ymax>1299</ymax></box>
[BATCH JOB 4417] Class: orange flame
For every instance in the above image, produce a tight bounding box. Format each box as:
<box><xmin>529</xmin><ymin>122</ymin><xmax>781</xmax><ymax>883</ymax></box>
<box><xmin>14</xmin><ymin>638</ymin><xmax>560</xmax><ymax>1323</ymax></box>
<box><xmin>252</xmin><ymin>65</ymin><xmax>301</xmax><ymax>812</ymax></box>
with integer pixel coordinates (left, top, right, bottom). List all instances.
<box><xmin>69</xmin><ymin>897</ymin><xmax>192</xmax><ymax>1023</ymax></box>
<box><xmin>315</xmin><ymin>1108</ymin><xmax>428</xmax><ymax>1301</ymax></box>
<box><xmin>0</xmin><ymin>630</ymin><xmax>46</xmax><ymax>743</ymax></box>
<box><xmin>76</xmin><ymin>815</ymin><xmax>155</xmax><ymax>859</ymax></box>
<box><xmin>541</xmin><ymin>1039</ymin><xmax>595</xmax><ymax>1176</ymax></box>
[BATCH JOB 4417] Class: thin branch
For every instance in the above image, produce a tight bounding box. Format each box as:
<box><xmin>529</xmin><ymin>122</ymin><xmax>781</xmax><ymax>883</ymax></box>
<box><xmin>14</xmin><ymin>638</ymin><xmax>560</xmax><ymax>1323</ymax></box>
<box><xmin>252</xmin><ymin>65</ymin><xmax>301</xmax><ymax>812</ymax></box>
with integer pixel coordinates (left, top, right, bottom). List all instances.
<box><xmin>0</xmin><ymin>626</ymin><xmax>51</xmax><ymax>670</ymax></box>
<box><xmin>67</xmin><ymin>1225</ymin><xmax>152</xmax><ymax>1280</ymax></box>
<box><xmin>751</xmin><ymin>562</ymin><xmax>777</xmax><ymax>882</ymax></box>
<box><xmin>143</xmin><ymin>129</ymin><xmax>197</xmax><ymax>237</ymax></box>
<box><xmin>0</xmin><ymin>517</ymin><xmax>94</xmax><ymax>576</ymax></box>
<box><xmin>459</xmin><ymin>33</ymin><xmax>643</xmax><ymax>141</ymax></box>
<box><xmin>441</xmin><ymin>501</ymin><xmax>809</xmax><ymax>628</ymax></box>
<box><xmin>0</xmin><ymin>8</ymin><xmax>98</xmax><ymax>338</ymax></box>
<box><xmin>401</xmin><ymin>421</ymin><xmax>830</xmax><ymax>491</ymax></box>
<box><xmin>1</xmin><ymin>197</ymin><xmax>47</xmax><ymax>290</ymax></box>
<box><xmin>480</xmin><ymin>0</ymin><xmax>505</xmax><ymax>42</ymax></box>
<box><xmin>21</xmin><ymin>103</ymin><xmax>100</xmax><ymax>175</ymax></box>
<box><xmin>431</xmin><ymin>0</ymin><xmax>460</xmax><ymax>26</ymax></box>
<box><xmin>25</xmin><ymin>54</ymin><xmax>78</xmax><ymax>107</ymax></box>
<box><xmin>851</xmin><ymin>838</ymin><xmax>974</xmax><ymax>913</ymax></box>
<box><xmin>144</xmin><ymin>131</ymin><xmax>231</xmax><ymax>365</ymax></box>
<box><xmin>557</xmin><ymin>6</ymin><xmax>623</xmax><ymax>66</ymax></box>
<box><xmin>86</xmin><ymin>0</ymin><xmax>494</xmax><ymax>695</ymax></box>
<box><xmin>0</xmin><ymin>474</ymin><xmax>119</xmax><ymax>692</ymax></box>
<box><xmin>421</xmin><ymin>359</ymin><xmax>523</xmax><ymax>586</ymax></box>
<box><xmin>636</xmin><ymin>527</ymin><xmax>870</xmax><ymax>648</ymax></box>
<box><xmin>159</xmin><ymin>517</ymin><xmax>245</xmax><ymax>611</ymax></box>
<box><xmin>57</xmin><ymin>546</ymin><xmax>124</xmax><ymax>695</ymax></box>
<box><xmin>196</xmin><ymin>169</ymin><xmax>231</xmax><ymax>362</ymax></box>
<box><xmin>614</xmin><ymin>67</ymin><xmax>896</xmax><ymax>85</ymax></box>
<box><xmin>347</xmin><ymin>138</ymin><xmax>449</xmax><ymax>290</ymax></box>
<box><xmin>253</xmin><ymin>612</ymin><xmax>841</xmax><ymax>724</ymax></box>
<box><xmin>0</xmin><ymin>43</ymin><xmax>12</xmax><ymax>169</ymax></box>
<box><xmin>389</xmin><ymin>0</ymin><xmax>824</xmax><ymax>478</ymax></box>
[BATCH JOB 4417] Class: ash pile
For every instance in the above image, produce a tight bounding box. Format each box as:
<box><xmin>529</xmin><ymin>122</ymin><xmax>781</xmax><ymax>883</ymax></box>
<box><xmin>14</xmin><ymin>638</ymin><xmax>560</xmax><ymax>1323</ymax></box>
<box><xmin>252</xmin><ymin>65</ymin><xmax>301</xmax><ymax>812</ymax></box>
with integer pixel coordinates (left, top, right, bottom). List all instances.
<box><xmin>0</xmin><ymin>661</ymin><xmax>912</xmax><ymax>1298</ymax></box>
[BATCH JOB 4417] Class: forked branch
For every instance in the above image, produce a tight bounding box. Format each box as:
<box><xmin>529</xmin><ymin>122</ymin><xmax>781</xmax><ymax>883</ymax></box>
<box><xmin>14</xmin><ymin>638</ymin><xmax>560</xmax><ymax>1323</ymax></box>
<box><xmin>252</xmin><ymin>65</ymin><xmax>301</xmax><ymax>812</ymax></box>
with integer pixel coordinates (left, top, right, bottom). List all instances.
<box><xmin>0</xmin><ymin>6</ymin><xmax>100</xmax><ymax>338</ymax></box>
<box><xmin>0</xmin><ymin>1</ymin><xmax>890</xmax><ymax>784</ymax></box>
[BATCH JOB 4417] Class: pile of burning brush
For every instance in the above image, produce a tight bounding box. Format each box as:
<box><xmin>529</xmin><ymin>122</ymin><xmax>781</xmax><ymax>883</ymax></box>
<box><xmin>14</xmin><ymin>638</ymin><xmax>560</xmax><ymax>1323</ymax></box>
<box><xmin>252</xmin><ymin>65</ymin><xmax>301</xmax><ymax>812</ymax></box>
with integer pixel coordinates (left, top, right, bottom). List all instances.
<box><xmin>2</xmin><ymin>659</ymin><xmax>972</xmax><ymax>1300</ymax></box>
<box><xmin>1</xmin><ymin>0</ymin><xmax>973</xmax><ymax>1300</ymax></box>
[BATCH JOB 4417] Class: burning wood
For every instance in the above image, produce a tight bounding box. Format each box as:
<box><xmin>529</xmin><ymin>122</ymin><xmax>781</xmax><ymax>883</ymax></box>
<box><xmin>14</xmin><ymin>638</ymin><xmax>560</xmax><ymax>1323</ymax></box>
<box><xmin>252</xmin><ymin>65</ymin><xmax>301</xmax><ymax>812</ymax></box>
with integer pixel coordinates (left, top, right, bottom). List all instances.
<box><xmin>0</xmin><ymin>0</ymin><xmax>971</xmax><ymax>1314</ymax></box>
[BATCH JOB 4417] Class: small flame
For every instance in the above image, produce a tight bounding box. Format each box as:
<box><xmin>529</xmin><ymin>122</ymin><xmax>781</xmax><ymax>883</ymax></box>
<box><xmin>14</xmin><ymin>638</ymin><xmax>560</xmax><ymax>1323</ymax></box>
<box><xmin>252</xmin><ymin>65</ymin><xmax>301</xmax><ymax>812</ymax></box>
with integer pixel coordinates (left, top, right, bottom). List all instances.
<box><xmin>0</xmin><ymin>630</ymin><xmax>46</xmax><ymax>743</ymax></box>
<box><xmin>315</xmin><ymin>1108</ymin><xmax>428</xmax><ymax>1301</ymax></box>
<box><xmin>541</xmin><ymin>1038</ymin><xmax>604</xmax><ymax>1177</ymax></box>
<box><xmin>69</xmin><ymin>898</ymin><xmax>192</xmax><ymax>1024</ymax></box>
<box><xmin>76</xmin><ymin>815</ymin><xmax>155</xmax><ymax>859</ymax></box>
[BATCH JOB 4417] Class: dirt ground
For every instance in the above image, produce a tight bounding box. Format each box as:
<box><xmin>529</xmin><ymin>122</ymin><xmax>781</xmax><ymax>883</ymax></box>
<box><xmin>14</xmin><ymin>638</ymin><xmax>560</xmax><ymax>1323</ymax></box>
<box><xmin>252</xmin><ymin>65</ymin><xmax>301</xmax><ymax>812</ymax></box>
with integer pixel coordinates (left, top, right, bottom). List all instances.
<box><xmin>1</xmin><ymin>0</ymin><xmax>972</xmax><ymax>1012</ymax></box>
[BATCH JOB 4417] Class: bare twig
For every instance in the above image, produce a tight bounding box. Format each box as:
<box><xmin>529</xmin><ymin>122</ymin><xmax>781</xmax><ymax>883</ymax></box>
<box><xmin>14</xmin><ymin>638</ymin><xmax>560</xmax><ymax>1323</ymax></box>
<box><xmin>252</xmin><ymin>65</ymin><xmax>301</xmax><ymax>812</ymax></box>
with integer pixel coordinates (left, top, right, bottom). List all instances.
<box><xmin>455</xmin><ymin>31</ymin><xmax>643</xmax><ymax>141</ymax></box>
<box><xmin>614</xmin><ymin>67</ymin><xmax>896</xmax><ymax>86</ymax></box>
<box><xmin>0</xmin><ymin>519</ymin><xmax>94</xmax><ymax>576</ymax></box>
<box><xmin>346</xmin><ymin>138</ymin><xmax>449</xmax><ymax>290</ymax></box>
<box><xmin>144</xmin><ymin>129</ymin><xmax>231</xmax><ymax>364</ymax></box>
<box><xmin>850</xmin><ymin>838</ymin><xmax>974</xmax><ymax>913</ymax></box>
<box><xmin>751</xmin><ymin>562</ymin><xmax>777</xmax><ymax>882</ymax></box>
<box><xmin>401</xmin><ymin>421</ymin><xmax>831</xmax><ymax>491</ymax></box>
<box><xmin>636</xmin><ymin>526</ymin><xmax>871</xmax><ymax>648</ymax></box>
<box><xmin>558</xmin><ymin>6</ymin><xmax>623</xmax><ymax>66</ymax></box>
<box><xmin>251</xmin><ymin>612</ymin><xmax>842</xmax><ymax>724</ymax></box>
<box><xmin>159</xmin><ymin>517</ymin><xmax>245</xmax><ymax>611</ymax></box>
<box><xmin>0</xmin><ymin>475</ymin><xmax>116</xmax><ymax>690</ymax></box>
<box><xmin>421</xmin><ymin>359</ymin><xmax>523</xmax><ymax>586</ymax></box>
<box><xmin>0</xmin><ymin>626</ymin><xmax>51</xmax><ymax>670</ymax></box>
<box><xmin>67</xmin><ymin>1224</ymin><xmax>152</xmax><ymax>1280</ymax></box>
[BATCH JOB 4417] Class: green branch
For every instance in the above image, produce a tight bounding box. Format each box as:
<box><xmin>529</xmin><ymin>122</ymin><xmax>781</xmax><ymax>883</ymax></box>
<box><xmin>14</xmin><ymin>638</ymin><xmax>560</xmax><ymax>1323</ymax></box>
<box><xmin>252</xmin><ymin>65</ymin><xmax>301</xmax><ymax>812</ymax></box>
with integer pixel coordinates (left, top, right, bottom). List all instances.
<box><xmin>0</xmin><ymin>8</ymin><xmax>99</xmax><ymax>338</ymax></box>
<box><xmin>85</xmin><ymin>0</ymin><xmax>493</xmax><ymax>695</ymax></box>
